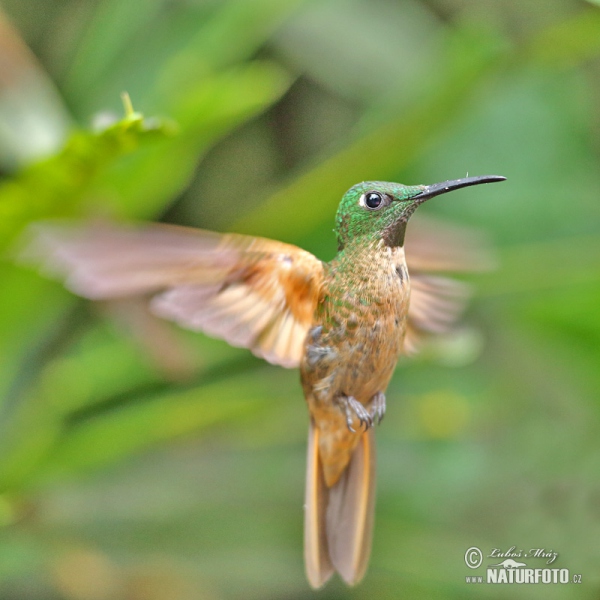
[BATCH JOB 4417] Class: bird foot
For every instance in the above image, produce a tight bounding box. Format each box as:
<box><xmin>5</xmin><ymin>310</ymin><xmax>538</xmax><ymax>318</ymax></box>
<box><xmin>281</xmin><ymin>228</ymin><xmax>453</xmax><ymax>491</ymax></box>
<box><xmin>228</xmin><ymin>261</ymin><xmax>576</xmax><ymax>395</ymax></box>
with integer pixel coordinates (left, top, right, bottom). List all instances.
<box><xmin>370</xmin><ymin>392</ymin><xmax>386</xmax><ymax>424</ymax></box>
<box><xmin>337</xmin><ymin>395</ymin><xmax>373</xmax><ymax>433</ymax></box>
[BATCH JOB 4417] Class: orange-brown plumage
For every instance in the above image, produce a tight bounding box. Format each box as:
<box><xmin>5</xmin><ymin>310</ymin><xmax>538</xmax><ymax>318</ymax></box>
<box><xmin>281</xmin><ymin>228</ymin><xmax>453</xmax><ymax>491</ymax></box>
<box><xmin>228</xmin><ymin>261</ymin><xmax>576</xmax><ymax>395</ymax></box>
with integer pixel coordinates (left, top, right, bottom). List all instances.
<box><xmin>301</xmin><ymin>240</ymin><xmax>410</xmax><ymax>487</ymax></box>
<box><xmin>22</xmin><ymin>175</ymin><xmax>505</xmax><ymax>588</ymax></box>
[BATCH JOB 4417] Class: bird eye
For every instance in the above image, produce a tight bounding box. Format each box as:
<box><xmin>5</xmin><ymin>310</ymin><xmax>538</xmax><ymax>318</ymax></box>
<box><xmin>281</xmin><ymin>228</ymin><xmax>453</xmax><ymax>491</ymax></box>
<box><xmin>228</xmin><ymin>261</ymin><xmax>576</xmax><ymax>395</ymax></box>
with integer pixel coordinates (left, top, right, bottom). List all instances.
<box><xmin>364</xmin><ymin>192</ymin><xmax>383</xmax><ymax>210</ymax></box>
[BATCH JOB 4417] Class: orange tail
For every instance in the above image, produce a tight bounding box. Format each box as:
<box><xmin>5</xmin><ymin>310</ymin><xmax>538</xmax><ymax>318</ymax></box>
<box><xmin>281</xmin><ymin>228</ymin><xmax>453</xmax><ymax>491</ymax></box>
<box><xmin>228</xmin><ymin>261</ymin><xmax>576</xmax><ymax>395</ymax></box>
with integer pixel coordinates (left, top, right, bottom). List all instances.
<box><xmin>304</xmin><ymin>420</ymin><xmax>376</xmax><ymax>588</ymax></box>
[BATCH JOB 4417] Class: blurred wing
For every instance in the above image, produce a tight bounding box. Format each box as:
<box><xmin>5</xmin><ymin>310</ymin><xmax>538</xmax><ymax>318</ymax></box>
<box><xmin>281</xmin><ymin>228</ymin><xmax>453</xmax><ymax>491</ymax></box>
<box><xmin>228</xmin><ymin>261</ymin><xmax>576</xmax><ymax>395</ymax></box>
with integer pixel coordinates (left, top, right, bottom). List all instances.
<box><xmin>404</xmin><ymin>215</ymin><xmax>494</xmax><ymax>273</ymax></box>
<box><xmin>24</xmin><ymin>222</ymin><xmax>324</xmax><ymax>368</ymax></box>
<box><xmin>403</xmin><ymin>275</ymin><xmax>470</xmax><ymax>355</ymax></box>
<box><xmin>404</xmin><ymin>216</ymin><xmax>493</xmax><ymax>354</ymax></box>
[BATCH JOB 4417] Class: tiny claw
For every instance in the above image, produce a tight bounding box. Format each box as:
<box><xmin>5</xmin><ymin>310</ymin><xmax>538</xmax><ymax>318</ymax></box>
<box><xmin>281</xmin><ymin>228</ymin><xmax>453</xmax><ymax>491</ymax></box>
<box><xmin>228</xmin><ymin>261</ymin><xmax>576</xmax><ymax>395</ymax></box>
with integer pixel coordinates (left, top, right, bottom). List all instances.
<box><xmin>345</xmin><ymin>413</ymin><xmax>356</xmax><ymax>433</ymax></box>
<box><xmin>370</xmin><ymin>392</ymin><xmax>386</xmax><ymax>425</ymax></box>
<box><xmin>337</xmin><ymin>395</ymin><xmax>373</xmax><ymax>433</ymax></box>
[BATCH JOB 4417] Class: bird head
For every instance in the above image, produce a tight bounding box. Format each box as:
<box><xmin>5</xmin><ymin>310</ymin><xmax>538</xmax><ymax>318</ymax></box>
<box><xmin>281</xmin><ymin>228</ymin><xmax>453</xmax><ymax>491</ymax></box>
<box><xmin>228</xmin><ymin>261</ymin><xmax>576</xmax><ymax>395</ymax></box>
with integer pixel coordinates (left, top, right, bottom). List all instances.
<box><xmin>335</xmin><ymin>175</ymin><xmax>506</xmax><ymax>250</ymax></box>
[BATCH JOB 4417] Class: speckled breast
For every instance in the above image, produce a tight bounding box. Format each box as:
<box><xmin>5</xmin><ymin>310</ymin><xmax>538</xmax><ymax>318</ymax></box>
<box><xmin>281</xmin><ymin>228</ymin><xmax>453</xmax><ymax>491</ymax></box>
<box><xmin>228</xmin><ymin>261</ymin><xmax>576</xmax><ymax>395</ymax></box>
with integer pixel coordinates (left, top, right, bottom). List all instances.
<box><xmin>300</xmin><ymin>242</ymin><xmax>411</xmax><ymax>407</ymax></box>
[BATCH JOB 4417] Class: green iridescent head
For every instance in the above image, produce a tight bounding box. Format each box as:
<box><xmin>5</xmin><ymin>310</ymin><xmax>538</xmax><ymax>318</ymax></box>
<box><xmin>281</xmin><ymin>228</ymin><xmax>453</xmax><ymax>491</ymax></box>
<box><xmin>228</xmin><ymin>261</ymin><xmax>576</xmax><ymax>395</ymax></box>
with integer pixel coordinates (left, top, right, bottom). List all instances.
<box><xmin>334</xmin><ymin>175</ymin><xmax>506</xmax><ymax>250</ymax></box>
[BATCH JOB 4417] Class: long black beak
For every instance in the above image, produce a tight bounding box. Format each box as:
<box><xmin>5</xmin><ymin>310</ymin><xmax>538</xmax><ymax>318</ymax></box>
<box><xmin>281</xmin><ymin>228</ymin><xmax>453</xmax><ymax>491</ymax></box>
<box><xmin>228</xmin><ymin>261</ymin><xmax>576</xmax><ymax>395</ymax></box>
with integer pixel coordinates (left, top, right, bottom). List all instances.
<box><xmin>411</xmin><ymin>175</ymin><xmax>506</xmax><ymax>205</ymax></box>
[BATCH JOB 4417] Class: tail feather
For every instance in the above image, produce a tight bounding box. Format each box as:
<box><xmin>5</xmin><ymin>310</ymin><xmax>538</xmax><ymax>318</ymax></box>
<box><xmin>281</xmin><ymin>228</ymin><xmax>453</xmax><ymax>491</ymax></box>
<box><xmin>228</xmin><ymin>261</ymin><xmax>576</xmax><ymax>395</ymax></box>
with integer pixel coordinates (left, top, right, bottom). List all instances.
<box><xmin>327</xmin><ymin>426</ymin><xmax>376</xmax><ymax>585</ymax></box>
<box><xmin>304</xmin><ymin>421</ymin><xmax>333</xmax><ymax>588</ymax></box>
<box><xmin>304</xmin><ymin>421</ymin><xmax>376</xmax><ymax>588</ymax></box>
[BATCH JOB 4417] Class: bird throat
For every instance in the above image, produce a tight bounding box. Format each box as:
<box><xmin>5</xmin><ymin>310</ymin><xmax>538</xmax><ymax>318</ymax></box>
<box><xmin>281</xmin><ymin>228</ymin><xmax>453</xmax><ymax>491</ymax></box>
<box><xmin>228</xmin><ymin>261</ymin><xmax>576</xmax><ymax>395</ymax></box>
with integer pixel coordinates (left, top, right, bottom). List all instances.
<box><xmin>382</xmin><ymin>218</ymin><xmax>407</xmax><ymax>248</ymax></box>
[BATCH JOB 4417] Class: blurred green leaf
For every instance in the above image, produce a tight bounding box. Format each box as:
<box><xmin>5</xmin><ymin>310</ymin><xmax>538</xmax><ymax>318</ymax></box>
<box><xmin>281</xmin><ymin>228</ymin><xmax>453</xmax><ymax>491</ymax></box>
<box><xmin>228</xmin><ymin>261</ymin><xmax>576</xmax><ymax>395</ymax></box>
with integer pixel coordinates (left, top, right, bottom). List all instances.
<box><xmin>234</xmin><ymin>27</ymin><xmax>505</xmax><ymax>242</ymax></box>
<box><xmin>526</xmin><ymin>9</ymin><xmax>600</xmax><ymax>67</ymax></box>
<box><xmin>64</xmin><ymin>0</ymin><xmax>167</xmax><ymax>100</ymax></box>
<box><xmin>0</xmin><ymin>103</ymin><xmax>174</xmax><ymax>250</ymax></box>
<box><xmin>1</xmin><ymin>0</ymin><xmax>600</xmax><ymax>598</ymax></box>
<box><xmin>66</xmin><ymin>0</ymin><xmax>304</xmax><ymax>116</ymax></box>
<box><xmin>7</xmin><ymin>368</ymin><xmax>277</xmax><ymax>490</ymax></box>
<box><xmin>0</xmin><ymin>13</ymin><xmax>72</xmax><ymax>168</ymax></box>
<box><xmin>104</xmin><ymin>61</ymin><xmax>292</xmax><ymax>219</ymax></box>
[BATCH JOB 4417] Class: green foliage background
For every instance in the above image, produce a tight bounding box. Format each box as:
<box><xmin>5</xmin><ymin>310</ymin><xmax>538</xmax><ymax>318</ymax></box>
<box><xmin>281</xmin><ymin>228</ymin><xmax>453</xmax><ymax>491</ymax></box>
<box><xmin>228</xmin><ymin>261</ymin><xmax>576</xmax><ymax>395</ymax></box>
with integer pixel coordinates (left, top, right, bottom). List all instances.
<box><xmin>0</xmin><ymin>0</ymin><xmax>599</xmax><ymax>598</ymax></box>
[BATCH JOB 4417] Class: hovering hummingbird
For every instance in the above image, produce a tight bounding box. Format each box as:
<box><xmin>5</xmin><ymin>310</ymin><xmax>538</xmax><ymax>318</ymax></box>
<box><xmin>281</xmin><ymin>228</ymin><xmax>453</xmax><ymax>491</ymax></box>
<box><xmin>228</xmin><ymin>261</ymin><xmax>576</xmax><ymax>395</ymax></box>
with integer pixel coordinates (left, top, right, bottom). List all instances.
<box><xmin>26</xmin><ymin>174</ymin><xmax>505</xmax><ymax>587</ymax></box>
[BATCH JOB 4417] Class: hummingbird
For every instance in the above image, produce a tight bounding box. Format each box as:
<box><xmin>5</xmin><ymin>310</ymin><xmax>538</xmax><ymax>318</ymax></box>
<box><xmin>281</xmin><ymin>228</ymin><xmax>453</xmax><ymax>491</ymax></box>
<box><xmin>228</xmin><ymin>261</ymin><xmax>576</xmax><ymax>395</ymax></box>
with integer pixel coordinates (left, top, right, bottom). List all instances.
<box><xmin>25</xmin><ymin>174</ymin><xmax>505</xmax><ymax>587</ymax></box>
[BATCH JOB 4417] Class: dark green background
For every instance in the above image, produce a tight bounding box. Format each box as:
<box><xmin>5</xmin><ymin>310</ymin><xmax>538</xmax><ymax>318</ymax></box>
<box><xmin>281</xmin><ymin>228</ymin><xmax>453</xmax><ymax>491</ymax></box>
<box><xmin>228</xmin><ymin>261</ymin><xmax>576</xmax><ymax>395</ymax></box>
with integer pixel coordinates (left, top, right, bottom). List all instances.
<box><xmin>0</xmin><ymin>0</ymin><xmax>599</xmax><ymax>598</ymax></box>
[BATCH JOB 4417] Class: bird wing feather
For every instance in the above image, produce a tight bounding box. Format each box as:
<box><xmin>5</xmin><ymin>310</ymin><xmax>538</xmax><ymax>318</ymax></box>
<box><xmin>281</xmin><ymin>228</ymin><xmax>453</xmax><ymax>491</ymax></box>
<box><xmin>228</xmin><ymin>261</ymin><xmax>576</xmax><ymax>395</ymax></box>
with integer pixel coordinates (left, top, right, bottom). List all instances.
<box><xmin>23</xmin><ymin>222</ymin><xmax>324</xmax><ymax>368</ymax></box>
<box><xmin>403</xmin><ymin>216</ymin><xmax>493</xmax><ymax>354</ymax></box>
<box><xmin>325</xmin><ymin>426</ymin><xmax>375</xmax><ymax>586</ymax></box>
<box><xmin>304</xmin><ymin>421</ymin><xmax>334</xmax><ymax>588</ymax></box>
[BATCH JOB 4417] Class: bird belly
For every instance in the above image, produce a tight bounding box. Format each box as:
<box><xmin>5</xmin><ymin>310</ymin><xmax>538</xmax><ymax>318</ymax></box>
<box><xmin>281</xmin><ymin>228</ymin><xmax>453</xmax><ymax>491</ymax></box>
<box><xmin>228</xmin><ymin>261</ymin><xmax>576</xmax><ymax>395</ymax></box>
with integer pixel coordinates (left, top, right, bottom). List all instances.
<box><xmin>300</xmin><ymin>262</ymin><xmax>410</xmax><ymax>486</ymax></box>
